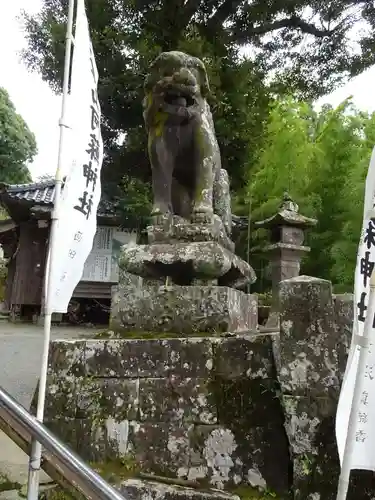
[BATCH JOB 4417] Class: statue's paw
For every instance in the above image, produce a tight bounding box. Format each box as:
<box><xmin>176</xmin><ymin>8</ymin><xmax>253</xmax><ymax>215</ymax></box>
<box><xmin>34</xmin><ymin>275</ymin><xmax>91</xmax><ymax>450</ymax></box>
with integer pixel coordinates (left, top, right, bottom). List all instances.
<box><xmin>191</xmin><ymin>206</ymin><xmax>214</xmax><ymax>224</ymax></box>
<box><xmin>151</xmin><ymin>206</ymin><xmax>172</xmax><ymax>226</ymax></box>
<box><xmin>151</xmin><ymin>206</ymin><xmax>163</xmax><ymax>216</ymax></box>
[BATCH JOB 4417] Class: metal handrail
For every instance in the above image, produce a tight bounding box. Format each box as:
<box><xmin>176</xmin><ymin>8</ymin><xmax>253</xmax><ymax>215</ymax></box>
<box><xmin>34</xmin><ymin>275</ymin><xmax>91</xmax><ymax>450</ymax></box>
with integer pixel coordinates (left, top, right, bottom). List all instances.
<box><xmin>0</xmin><ymin>386</ymin><xmax>127</xmax><ymax>500</ymax></box>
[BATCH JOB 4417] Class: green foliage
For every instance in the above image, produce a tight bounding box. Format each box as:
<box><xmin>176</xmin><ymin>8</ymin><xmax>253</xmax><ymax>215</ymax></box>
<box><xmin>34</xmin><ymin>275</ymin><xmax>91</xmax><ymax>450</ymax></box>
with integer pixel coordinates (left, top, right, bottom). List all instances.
<box><xmin>0</xmin><ymin>472</ymin><xmax>21</xmax><ymax>492</ymax></box>
<box><xmin>0</xmin><ymin>87</ymin><xmax>35</xmax><ymax>184</ymax></box>
<box><xmin>21</xmin><ymin>0</ymin><xmax>374</xmax><ymax>197</ymax></box>
<box><xmin>116</xmin><ymin>174</ymin><xmax>152</xmax><ymax>222</ymax></box>
<box><xmin>246</xmin><ymin>97</ymin><xmax>375</xmax><ymax>291</ymax></box>
<box><xmin>231</xmin><ymin>485</ymin><xmax>282</xmax><ymax>499</ymax></box>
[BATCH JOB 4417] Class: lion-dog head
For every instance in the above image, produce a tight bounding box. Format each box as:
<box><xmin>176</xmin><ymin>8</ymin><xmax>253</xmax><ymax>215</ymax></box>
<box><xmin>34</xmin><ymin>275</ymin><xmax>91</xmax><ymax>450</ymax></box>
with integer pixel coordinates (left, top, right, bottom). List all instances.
<box><xmin>143</xmin><ymin>51</ymin><xmax>211</xmax><ymax>129</ymax></box>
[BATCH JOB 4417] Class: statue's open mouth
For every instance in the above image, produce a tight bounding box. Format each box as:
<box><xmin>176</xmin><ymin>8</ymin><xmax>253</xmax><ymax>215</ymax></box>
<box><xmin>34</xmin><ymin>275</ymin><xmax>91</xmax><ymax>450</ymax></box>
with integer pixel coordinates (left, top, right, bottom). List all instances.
<box><xmin>164</xmin><ymin>90</ymin><xmax>196</xmax><ymax>108</ymax></box>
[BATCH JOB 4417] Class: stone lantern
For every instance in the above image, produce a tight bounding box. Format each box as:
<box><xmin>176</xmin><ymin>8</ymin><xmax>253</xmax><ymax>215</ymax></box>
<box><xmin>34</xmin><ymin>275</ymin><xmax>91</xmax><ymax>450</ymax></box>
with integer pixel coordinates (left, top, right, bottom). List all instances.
<box><xmin>255</xmin><ymin>192</ymin><xmax>317</xmax><ymax>326</ymax></box>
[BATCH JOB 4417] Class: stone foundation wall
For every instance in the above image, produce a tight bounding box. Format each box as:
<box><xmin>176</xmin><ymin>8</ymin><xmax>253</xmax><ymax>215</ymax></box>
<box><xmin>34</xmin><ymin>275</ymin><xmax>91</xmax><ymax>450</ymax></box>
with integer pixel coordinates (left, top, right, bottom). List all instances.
<box><xmin>41</xmin><ymin>277</ymin><xmax>375</xmax><ymax>499</ymax></box>
<box><xmin>42</xmin><ymin>334</ymin><xmax>290</xmax><ymax>494</ymax></box>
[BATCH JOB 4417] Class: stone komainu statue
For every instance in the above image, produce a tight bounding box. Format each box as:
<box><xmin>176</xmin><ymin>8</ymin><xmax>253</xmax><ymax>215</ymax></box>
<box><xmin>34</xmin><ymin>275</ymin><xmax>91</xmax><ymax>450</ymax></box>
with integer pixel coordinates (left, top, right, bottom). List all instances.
<box><xmin>143</xmin><ymin>51</ymin><xmax>232</xmax><ymax>236</ymax></box>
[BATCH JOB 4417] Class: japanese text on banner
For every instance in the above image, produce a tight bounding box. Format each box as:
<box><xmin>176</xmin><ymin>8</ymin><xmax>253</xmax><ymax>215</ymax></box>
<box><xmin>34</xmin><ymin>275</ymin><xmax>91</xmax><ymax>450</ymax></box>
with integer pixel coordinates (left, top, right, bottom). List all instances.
<box><xmin>48</xmin><ymin>0</ymin><xmax>103</xmax><ymax>313</ymax></box>
<box><xmin>336</xmin><ymin>194</ymin><xmax>375</xmax><ymax>470</ymax></box>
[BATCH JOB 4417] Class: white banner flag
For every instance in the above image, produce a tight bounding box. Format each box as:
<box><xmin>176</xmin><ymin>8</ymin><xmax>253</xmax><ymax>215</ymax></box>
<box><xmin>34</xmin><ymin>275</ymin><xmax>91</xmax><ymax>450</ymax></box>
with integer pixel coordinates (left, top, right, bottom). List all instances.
<box><xmin>48</xmin><ymin>0</ymin><xmax>103</xmax><ymax>313</ymax></box>
<box><xmin>336</xmin><ymin>147</ymin><xmax>375</xmax><ymax>470</ymax></box>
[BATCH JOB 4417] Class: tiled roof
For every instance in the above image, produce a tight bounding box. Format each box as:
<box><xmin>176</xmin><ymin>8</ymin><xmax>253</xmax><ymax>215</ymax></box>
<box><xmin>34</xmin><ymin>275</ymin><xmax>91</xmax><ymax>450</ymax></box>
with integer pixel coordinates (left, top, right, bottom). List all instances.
<box><xmin>2</xmin><ymin>180</ymin><xmax>57</xmax><ymax>205</ymax></box>
<box><xmin>0</xmin><ymin>181</ymin><xmax>249</xmax><ymax>230</ymax></box>
<box><xmin>0</xmin><ymin>180</ymin><xmax>116</xmax><ymax>216</ymax></box>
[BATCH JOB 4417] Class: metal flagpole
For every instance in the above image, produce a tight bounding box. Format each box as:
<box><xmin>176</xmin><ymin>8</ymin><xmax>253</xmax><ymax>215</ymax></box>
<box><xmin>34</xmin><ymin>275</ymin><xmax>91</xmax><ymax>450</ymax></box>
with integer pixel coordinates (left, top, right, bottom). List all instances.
<box><xmin>336</xmin><ymin>266</ymin><xmax>375</xmax><ymax>500</ymax></box>
<box><xmin>26</xmin><ymin>0</ymin><xmax>76</xmax><ymax>498</ymax></box>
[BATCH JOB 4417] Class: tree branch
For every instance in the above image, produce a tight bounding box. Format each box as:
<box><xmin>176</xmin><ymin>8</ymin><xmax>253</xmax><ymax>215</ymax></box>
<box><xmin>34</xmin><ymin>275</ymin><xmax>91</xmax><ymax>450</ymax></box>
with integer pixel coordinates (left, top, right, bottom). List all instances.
<box><xmin>234</xmin><ymin>15</ymin><xmax>335</xmax><ymax>43</ymax></box>
<box><xmin>206</xmin><ymin>0</ymin><xmax>244</xmax><ymax>32</ymax></box>
<box><xmin>181</xmin><ymin>0</ymin><xmax>205</xmax><ymax>23</ymax></box>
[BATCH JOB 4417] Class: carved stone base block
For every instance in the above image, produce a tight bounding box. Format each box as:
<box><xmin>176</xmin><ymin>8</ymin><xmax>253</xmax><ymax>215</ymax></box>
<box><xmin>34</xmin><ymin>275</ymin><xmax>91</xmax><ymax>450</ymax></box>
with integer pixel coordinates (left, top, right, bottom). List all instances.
<box><xmin>110</xmin><ymin>285</ymin><xmax>258</xmax><ymax>334</ymax></box>
<box><xmin>147</xmin><ymin>216</ymin><xmax>235</xmax><ymax>252</ymax></box>
<box><xmin>119</xmin><ymin>241</ymin><xmax>256</xmax><ymax>289</ymax></box>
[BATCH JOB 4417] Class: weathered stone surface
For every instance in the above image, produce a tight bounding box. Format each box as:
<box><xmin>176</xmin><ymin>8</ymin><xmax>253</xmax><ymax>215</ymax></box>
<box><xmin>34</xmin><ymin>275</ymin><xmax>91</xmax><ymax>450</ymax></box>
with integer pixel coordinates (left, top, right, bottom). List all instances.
<box><xmin>111</xmin><ymin>285</ymin><xmax>257</xmax><ymax>334</ymax></box>
<box><xmin>276</xmin><ymin>276</ymin><xmax>350</xmax><ymax>499</ymax></box>
<box><xmin>333</xmin><ymin>293</ymin><xmax>353</xmax><ymax>384</ymax></box>
<box><xmin>45</xmin><ymin>416</ymin><xmax>137</xmax><ymax>462</ymax></box>
<box><xmin>119</xmin><ymin>241</ymin><xmax>256</xmax><ymax>289</ymax></box>
<box><xmin>282</xmin><ymin>395</ymin><xmax>375</xmax><ymax>500</ymax></box>
<box><xmin>147</xmin><ymin>216</ymin><xmax>234</xmax><ymax>252</ymax></box>
<box><xmin>282</xmin><ymin>395</ymin><xmax>339</xmax><ymax>500</ymax></box>
<box><xmin>119</xmin><ymin>479</ymin><xmax>240</xmax><ymax>500</ymax></box>
<box><xmin>213</xmin><ymin>377</ymin><xmax>290</xmax><ymax>494</ymax></box>
<box><xmin>277</xmin><ymin>276</ymin><xmax>340</xmax><ymax>397</ymax></box>
<box><xmin>45</xmin><ymin>375</ymin><xmax>139</xmax><ymax>420</ymax></box>
<box><xmin>48</xmin><ymin>340</ymin><xmax>86</xmax><ymax>377</ymax></box>
<box><xmin>130</xmin><ymin>423</ymin><xmax>193</xmax><ymax>477</ymax></box>
<box><xmin>215</xmin><ymin>335</ymin><xmax>273</xmax><ymax>380</ymax></box>
<box><xmin>43</xmin><ymin>334</ymin><xmax>294</xmax><ymax>493</ymax></box>
<box><xmin>49</xmin><ymin>338</ymin><xmax>214</xmax><ymax>379</ymax></box>
<box><xmin>143</xmin><ymin>51</ymin><xmax>232</xmax><ymax>236</ymax></box>
<box><xmin>213</xmin><ymin>170</ymin><xmax>232</xmax><ymax>238</ymax></box>
<box><xmin>139</xmin><ymin>377</ymin><xmax>216</xmax><ymax>424</ymax></box>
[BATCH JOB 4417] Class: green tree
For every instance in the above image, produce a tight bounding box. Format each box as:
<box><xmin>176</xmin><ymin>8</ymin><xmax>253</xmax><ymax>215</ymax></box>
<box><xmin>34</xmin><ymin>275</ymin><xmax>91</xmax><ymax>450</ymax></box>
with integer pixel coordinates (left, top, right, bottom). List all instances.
<box><xmin>246</xmin><ymin>97</ymin><xmax>375</xmax><ymax>291</ymax></box>
<box><xmin>0</xmin><ymin>87</ymin><xmax>35</xmax><ymax>184</ymax></box>
<box><xmin>21</xmin><ymin>0</ymin><xmax>374</xmax><ymax>197</ymax></box>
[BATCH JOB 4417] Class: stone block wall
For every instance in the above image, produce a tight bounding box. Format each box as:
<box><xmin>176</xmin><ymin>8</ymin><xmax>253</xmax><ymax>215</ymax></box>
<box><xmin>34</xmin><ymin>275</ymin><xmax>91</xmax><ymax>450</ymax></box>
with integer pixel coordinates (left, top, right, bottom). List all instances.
<box><xmin>41</xmin><ymin>277</ymin><xmax>375</xmax><ymax>499</ymax></box>
<box><xmin>42</xmin><ymin>334</ymin><xmax>290</xmax><ymax>494</ymax></box>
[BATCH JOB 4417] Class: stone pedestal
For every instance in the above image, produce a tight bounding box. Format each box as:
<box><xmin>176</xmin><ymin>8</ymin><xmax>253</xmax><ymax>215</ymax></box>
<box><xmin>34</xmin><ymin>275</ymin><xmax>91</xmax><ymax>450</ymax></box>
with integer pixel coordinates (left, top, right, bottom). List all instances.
<box><xmin>113</xmin><ymin>220</ymin><xmax>257</xmax><ymax>336</ymax></box>
<box><xmin>119</xmin><ymin>241</ymin><xmax>255</xmax><ymax>289</ymax></box>
<box><xmin>111</xmin><ymin>284</ymin><xmax>258</xmax><ymax>334</ymax></box>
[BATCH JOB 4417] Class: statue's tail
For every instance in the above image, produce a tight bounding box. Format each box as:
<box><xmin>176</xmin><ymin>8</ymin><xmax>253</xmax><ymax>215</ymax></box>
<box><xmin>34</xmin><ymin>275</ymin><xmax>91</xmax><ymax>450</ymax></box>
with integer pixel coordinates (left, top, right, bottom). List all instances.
<box><xmin>213</xmin><ymin>168</ymin><xmax>232</xmax><ymax>236</ymax></box>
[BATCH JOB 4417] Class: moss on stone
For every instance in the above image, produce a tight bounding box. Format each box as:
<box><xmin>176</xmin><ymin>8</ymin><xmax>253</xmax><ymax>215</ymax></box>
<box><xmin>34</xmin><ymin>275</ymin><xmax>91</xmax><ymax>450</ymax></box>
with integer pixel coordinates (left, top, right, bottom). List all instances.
<box><xmin>0</xmin><ymin>472</ymin><xmax>21</xmax><ymax>492</ymax></box>
<box><xmin>39</xmin><ymin>489</ymin><xmax>75</xmax><ymax>500</ymax></box>
<box><xmin>90</xmin><ymin>456</ymin><xmax>140</xmax><ymax>482</ymax></box>
<box><xmin>95</xmin><ymin>329</ymin><xmax>211</xmax><ymax>339</ymax></box>
<box><xmin>39</xmin><ymin>458</ymin><xmax>139</xmax><ymax>499</ymax></box>
<box><xmin>230</xmin><ymin>485</ymin><xmax>283</xmax><ymax>499</ymax></box>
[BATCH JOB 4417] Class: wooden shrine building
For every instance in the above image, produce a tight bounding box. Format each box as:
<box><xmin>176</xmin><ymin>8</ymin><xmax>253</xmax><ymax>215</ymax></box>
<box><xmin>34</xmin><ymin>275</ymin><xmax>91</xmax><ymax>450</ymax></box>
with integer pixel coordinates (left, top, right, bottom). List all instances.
<box><xmin>0</xmin><ymin>180</ymin><xmax>138</xmax><ymax>323</ymax></box>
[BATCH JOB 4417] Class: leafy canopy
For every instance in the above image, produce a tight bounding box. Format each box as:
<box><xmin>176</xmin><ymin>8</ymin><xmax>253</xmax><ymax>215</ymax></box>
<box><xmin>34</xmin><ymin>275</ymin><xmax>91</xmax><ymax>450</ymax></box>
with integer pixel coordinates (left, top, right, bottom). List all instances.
<box><xmin>20</xmin><ymin>0</ymin><xmax>375</xmax><ymax>196</ymax></box>
<box><xmin>0</xmin><ymin>87</ymin><xmax>35</xmax><ymax>185</ymax></box>
<box><xmin>247</xmin><ymin>97</ymin><xmax>375</xmax><ymax>291</ymax></box>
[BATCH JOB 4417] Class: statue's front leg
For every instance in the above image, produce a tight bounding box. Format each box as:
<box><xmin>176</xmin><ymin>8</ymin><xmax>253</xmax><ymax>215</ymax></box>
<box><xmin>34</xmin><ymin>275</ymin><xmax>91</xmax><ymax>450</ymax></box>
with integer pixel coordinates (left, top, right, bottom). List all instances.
<box><xmin>148</xmin><ymin>134</ymin><xmax>174</xmax><ymax>217</ymax></box>
<box><xmin>191</xmin><ymin>123</ymin><xmax>214</xmax><ymax>223</ymax></box>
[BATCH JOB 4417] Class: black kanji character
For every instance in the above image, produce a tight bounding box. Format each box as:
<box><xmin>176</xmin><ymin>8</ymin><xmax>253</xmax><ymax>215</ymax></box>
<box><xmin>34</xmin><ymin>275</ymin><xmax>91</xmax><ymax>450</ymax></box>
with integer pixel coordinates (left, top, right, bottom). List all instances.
<box><xmin>91</xmin><ymin>88</ymin><xmax>98</xmax><ymax>106</ymax></box>
<box><xmin>365</xmin><ymin>219</ymin><xmax>375</xmax><ymax>249</ymax></box>
<box><xmin>358</xmin><ymin>292</ymin><xmax>368</xmax><ymax>322</ymax></box>
<box><xmin>355</xmin><ymin>429</ymin><xmax>367</xmax><ymax>442</ymax></box>
<box><xmin>74</xmin><ymin>191</ymin><xmax>93</xmax><ymax>220</ymax></box>
<box><xmin>365</xmin><ymin>365</ymin><xmax>374</xmax><ymax>380</ymax></box>
<box><xmin>358</xmin><ymin>412</ymin><xmax>368</xmax><ymax>423</ymax></box>
<box><xmin>83</xmin><ymin>161</ymin><xmax>98</xmax><ymax>191</ymax></box>
<box><xmin>89</xmin><ymin>52</ymin><xmax>96</xmax><ymax>82</ymax></box>
<box><xmin>86</xmin><ymin>133</ymin><xmax>100</xmax><ymax>163</ymax></box>
<box><xmin>361</xmin><ymin>391</ymin><xmax>369</xmax><ymax>406</ymax></box>
<box><xmin>360</xmin><ymin>251</ymin><xmax>375</xmax><ymax>287</ymax></box>
<box><xmin>90</xmin><ymin>105</ymin><xmax>99</xmax><ymax>131</ymax></box>
<box><xmin>74</xmin><ymin>231</ymin><xmax>83</xmax><ymax>242</ymax></box>
<box><xmin>68</xmin><ymin>249</ymin><xmax>76</xmax><ymax>259</ymax></box>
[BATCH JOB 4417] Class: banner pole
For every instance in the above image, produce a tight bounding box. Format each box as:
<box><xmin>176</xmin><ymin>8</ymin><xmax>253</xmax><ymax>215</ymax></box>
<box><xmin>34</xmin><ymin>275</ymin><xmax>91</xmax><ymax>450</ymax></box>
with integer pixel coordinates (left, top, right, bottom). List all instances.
<box><xmin>26</xmin><ymin>0</ymin><xmax>75</xmax><ymax>498</ymax></box>
<box><xmin>336</xmin><ymin>268</ymin><xmax>375</xmax><ymax>500</ymax></box>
